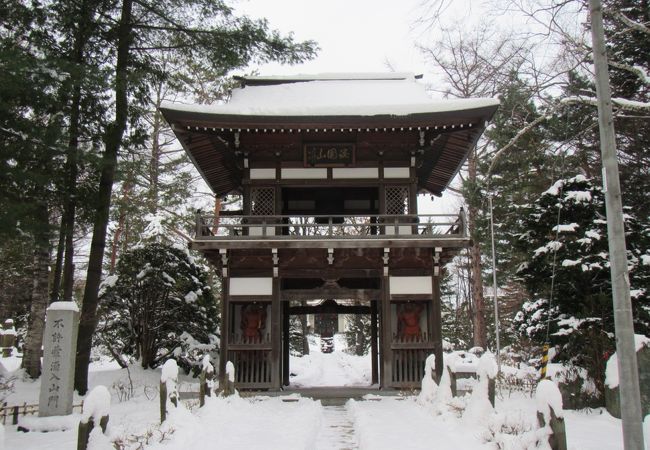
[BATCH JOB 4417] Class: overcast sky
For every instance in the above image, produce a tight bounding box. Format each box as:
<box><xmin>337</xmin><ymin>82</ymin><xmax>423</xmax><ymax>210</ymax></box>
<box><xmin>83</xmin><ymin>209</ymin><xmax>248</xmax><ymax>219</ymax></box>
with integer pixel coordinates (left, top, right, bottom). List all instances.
<box><xmin>230</xmin><ymin>0</ymin><xmax>482</xmax><ymax>212</ymax></box>
<box><xmin>233</xmin><ymin>1</ymin><xmax>486</xmax><ymax>87</ymax></box>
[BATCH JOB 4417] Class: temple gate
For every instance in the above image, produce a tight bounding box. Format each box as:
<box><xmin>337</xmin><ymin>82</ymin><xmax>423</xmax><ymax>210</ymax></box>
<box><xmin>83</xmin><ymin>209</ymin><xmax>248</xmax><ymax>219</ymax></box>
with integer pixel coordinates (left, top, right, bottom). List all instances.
<box><xmin>161</xmin><ymin>73</ymin><xmax>498</xmax><ymax>390</ymax></box>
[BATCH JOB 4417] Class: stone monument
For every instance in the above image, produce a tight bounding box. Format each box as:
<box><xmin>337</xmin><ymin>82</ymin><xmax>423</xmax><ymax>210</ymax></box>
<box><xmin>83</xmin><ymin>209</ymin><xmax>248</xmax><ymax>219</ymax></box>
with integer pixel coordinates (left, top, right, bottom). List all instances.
<box><xmin>38</xmin><ymin>301</ymin><xmax>80</xmax><ymax>417</ymax></box>
<box><xmin>605</xmin><ymin>336</ymin><xmax>650</xmax><ymax>419</ymax></box>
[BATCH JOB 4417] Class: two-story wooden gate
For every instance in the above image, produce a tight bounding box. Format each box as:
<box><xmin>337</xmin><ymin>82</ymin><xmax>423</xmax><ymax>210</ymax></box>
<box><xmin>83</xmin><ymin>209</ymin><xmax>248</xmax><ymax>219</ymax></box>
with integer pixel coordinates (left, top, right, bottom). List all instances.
<box><xmin>161</xmin><ymin>73</ymin><xmax>498</xmax><ymax>390</ymax></box>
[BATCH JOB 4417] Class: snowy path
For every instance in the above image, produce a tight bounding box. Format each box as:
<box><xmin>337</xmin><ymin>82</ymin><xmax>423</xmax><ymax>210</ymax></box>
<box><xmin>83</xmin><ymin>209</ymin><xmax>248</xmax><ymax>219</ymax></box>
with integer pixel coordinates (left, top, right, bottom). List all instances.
<box><xmin>290</xmin><ymin>348</ymin><xmax>371</xmax><ymax>387</ymax></box>
<box><xmin>314</xmin><ymin>405</ymin><xmax>358</xmax><ymax>450</ymax></box>
<box><xmin>350</xmin><ymin>398</ymin><xmax>486</xmax><ymax>450</ymax></box>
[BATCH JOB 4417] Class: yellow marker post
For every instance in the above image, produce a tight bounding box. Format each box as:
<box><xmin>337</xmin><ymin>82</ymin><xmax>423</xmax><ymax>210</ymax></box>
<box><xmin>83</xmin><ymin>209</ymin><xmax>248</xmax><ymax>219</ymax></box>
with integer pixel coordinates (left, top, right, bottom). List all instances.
<box><xmin>540</xmin><ymin>344</ymin><xmax>549</xmax><ymax>379</ymax></box>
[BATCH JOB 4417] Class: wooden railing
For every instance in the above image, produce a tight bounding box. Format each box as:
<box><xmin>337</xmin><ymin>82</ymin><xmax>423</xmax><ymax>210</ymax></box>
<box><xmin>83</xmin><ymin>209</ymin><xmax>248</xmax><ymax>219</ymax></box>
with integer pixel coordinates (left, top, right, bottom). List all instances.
<box><xmin>0</xmin><ymin>401</ymin><xmax>83</xmax><ymax>425</ymax></box>
<box><xmin>194</xmin><ymin>211</ymin><xmax>467</xmax><ymax>240</ymax></box>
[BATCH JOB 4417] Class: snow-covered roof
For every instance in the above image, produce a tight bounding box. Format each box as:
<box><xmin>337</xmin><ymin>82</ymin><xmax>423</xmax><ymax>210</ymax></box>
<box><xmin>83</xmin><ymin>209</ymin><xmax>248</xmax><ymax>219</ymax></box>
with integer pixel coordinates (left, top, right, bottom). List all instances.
<box><xmin>161</xmin><ymin>74</ymin><xmax>499</xmax><ymax>118</ymax></box>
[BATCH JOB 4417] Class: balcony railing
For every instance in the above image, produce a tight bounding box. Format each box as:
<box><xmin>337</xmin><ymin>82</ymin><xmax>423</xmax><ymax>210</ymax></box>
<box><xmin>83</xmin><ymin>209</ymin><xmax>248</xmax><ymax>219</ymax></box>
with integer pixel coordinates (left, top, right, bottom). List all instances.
<box><xmin>194</xmin><ymin>211</ymin><xmax>467</xmax><ymax>240</ymax></box>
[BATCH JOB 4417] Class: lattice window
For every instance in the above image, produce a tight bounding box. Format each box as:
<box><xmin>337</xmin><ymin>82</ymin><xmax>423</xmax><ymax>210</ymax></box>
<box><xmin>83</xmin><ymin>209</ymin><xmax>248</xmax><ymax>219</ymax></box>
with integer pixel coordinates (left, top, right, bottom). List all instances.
<box><xmin>250</xmin><ymin>187</ymin><xmax>275</xmax><ymax>216</ymax></box>
<box><xmin>385</xmin><ymin>186</ymin><xmax>410</xmax><ymax>215</ymax></box>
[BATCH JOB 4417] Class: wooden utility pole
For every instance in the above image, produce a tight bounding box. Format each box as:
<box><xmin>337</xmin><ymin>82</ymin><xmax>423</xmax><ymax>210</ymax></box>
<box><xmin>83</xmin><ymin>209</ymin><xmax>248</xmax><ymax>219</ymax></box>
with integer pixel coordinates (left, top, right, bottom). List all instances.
<box><xmin>588</xmin><ymin>1</ymin><xmax>644</xmax><ymax>449</ymax></box>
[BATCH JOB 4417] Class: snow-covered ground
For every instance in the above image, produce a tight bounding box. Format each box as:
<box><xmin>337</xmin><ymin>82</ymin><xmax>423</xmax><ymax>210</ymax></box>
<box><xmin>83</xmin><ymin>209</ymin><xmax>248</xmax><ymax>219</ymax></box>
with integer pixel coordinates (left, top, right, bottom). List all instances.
<box><xmin>289</xmin><ymin>334</ymin><xmax>372</xmax><ymax>387</ymax></box>
<box><xmin>2</xmin><ymin>344</ymin><xmax>650</xmax><ymax>449</ymax></box>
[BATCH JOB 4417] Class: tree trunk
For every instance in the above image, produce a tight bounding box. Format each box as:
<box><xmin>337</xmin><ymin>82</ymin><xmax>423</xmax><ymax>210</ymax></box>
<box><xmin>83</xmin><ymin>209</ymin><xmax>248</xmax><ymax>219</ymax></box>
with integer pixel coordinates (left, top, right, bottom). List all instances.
<box><xmin>22</xmin><ymin>203</ymin><xmax>51</xmax><ymax>378</ymax></box>
<box><xmin>299</xmin><ymin>313</ymin><xmax>309</xmax><ymax>355</ymax></box>
<box><xmin>467</xmin><ymin>150</ymin><xmax>487</xmax><ymax>349</ymax></box>
<box><xmin>50</xmin><ymin>216</ymin><xmax>66</xmax><ymax>302</ymax></box>
<box><xmin>75</xmin><ymin>0</ymin><xmax>134</xmax><ymax>394</ymax></box>
<box><xmin>61</xmin><ymin>0</ymin><xmax>94</xmax><ymax>302</ymax></box>
<box><xmin>109</xmin><ymin>181</ymin><xmax>131</xmax><ymax>273</ymax></box>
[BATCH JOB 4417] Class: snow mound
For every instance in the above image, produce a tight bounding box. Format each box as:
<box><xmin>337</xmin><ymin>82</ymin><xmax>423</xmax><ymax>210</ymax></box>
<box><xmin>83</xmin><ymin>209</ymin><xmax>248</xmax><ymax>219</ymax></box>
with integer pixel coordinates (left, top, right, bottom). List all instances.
<box><xmin>536</xmin><ymin>379</ymin><xmax>563</xmax><ymax>421</ymax></box>
<box><xmin>82</xmin><ymin>385</ymin><xmax>111</xmax><ymax>423</ymax></box>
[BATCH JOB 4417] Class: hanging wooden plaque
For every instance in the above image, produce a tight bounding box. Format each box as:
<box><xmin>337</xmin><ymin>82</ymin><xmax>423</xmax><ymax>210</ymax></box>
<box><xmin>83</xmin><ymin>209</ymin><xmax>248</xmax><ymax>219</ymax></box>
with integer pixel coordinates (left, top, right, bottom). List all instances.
<box><xmin>304</xmin><ymin>143</ymin><xmax>355</xmax><ymax>167</ymax></box>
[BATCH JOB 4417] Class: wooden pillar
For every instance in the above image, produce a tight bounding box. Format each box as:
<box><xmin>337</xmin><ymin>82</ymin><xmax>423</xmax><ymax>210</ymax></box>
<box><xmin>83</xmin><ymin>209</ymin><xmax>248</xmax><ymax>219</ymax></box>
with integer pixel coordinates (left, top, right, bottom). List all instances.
<box><xmin>219</xmin><ymin>250</ymin><xmax>229</xmax><ymax>386</ymax></box>
<box><xmin>271</xmin><ymin>277</ymin><xmax>281</xmax><ymax>390</ymax></box>
<box><xmin>432</xmin><ymin>249</ymin><xmax>443</xmax><ymax>380</ymax></box>
<box><xmin>282</xmin><ymin>301</ymin><xmax>290</xmax><ymax>387</ymax></box>
<box><xmin>380</xmin><ymin>249</ymin><xmax>392</xmax><ymax>388</ymax></box>
<box><xmin>271</xmin><ymin>248</ymin><xmax>281</xmax><ymax>390</ymax></box>
<box><xmin>371</xmin><ymin>299</ymin><xmax>379</xmax><ymax>385</ymax></box>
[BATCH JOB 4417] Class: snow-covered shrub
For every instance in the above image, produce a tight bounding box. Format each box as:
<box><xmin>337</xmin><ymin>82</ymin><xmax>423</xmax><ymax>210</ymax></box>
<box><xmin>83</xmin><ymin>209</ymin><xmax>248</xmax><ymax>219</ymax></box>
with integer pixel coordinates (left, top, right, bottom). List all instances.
<box><xmin>482</xmin><ymin>410</ymin><xmax>546</xmax><ymax>450</ymax></box>
<box><xmin>96</xmin><ymin>243</ymin><xmax>219</xmax><ymax>373</ymax></box>
<box><xmin>514</xmin><ymin>175</ymin><xmax>650</xmax><ymax>395</ymax></box>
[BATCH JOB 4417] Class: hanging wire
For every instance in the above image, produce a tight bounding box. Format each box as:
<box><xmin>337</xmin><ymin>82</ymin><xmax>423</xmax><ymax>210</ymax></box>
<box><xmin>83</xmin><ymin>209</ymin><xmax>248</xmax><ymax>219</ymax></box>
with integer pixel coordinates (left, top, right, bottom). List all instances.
<box><xmin>541</xmin><ymin>105</ymin><xmax>573</xmax><ymax>378</ymax></box>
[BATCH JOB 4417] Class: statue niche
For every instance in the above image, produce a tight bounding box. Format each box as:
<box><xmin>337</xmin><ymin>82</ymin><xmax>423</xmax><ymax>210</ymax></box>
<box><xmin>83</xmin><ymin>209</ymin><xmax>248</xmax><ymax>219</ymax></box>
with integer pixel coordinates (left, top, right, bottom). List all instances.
<box><xmin>397</xmin><ymin>302</ymin><xmax>424</xmax><ymax>341</ymax></box>
<box><xmin>240</xmin><ymin>304</ymin><xmax>268</xmax><ymax>342</ymax></box>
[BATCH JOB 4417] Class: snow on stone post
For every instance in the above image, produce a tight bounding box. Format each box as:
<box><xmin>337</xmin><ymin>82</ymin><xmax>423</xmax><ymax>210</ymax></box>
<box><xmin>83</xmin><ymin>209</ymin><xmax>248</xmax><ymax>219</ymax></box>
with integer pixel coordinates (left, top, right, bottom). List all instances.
<box><xmin>39</xmin><ymin>302</ymin><xmax>79</xmax><ymax>417</ymax></box>
<box><xmin>605</xmin><ymin>334</ymin><xmax>650</xmax><ymax>419</ymax></box>
<box><xmin>535</xmin><ymin>379</ymin><xmax>567</xmax><ymax>450</ymax></box>
<box><xmin>478</xmin><ymin>352</ymin><xmax>498</xmax><ymax>407</ymax></box>
<box><xmin>77</xmin><ymin>385</ymin><xmax>110</xmax><ymax>450</ymax></box>
<box><xmin>0</xmin><ymin>319</ymin><xmax>16</xmax><ymax>357</ymax></box>
<box><xmin>199</xmin><ymin>354</ymin><xmax>215</xmax><ymax>407</ymax></box>
<box><xmin>417</xmin><ymin>354</ymin><xmax>438</xmax><ymax>405</ymax></box>
<box><xmin>160</xmin><ymin>359</ymin><xmax>179</xmax><ymax>423</ymax></box>
<box><xmin>222</xmin><ymin>361</ymin><xmax>235</xmax><ymax>397</ymax></box>
<box><xmin>463</xmin><ymin>352</ymin><xmax>497</xmax><ymax>423</ymax></box>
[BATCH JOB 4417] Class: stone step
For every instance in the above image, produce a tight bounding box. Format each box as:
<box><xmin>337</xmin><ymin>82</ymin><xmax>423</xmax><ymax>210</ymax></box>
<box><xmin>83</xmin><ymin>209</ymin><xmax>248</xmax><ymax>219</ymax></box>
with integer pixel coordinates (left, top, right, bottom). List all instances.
<box><xmin>314</xmin><ymin>405</ymin><xmax>358</xmax><ymax>450</ymax></box>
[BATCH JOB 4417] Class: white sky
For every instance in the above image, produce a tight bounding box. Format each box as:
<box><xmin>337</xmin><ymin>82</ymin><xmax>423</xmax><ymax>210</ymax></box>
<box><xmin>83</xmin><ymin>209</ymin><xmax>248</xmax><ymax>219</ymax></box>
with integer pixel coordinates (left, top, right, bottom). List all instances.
<box><xmin>232</xmin><ymin>0</ymin><xmax>477</xmax><ymax>213</ymax></box>
<box><xmin>234</xmin><ymin>0</ymin><xmax>432</xmax><ymax>77</ymax></box>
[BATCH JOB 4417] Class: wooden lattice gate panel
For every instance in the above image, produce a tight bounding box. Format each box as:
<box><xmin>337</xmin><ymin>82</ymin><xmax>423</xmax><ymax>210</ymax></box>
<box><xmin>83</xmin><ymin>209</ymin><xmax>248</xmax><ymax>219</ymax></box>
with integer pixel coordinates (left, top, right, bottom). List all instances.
<box><xmin>384</xmin><ymin>185</ymin><xmax>410</xmax><ymax>215</ymax></box>
<box><xmin>228</xmin><ymin>349</ymin><xmax>272</xmax><ymax>389</ymax></box>
<box><xmin>251</xmin><ymin>187</ymin><xmax>275</xmax><ymax>216</ymax></box>
<box><xmin>391</xmin><ymin>348</ymin><xmax>429</xmax><ymax>388</ymax></box>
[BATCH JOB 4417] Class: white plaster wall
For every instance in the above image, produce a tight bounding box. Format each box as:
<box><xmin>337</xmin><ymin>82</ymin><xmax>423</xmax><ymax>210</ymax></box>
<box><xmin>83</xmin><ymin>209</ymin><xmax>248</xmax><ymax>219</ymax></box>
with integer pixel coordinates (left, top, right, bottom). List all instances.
<box><xmin>281</xmin><ymin>168</ymin><xmax>327</xmax><ymax>179</ymax></box>
<box><xmin>389</xmin><ymin>276</ymin><xmax>432</xmax><ymax>295</ymax></box>
<box><xmin>384</xmin><ymin>167</ymin><xmax>410</xmax><ymax>178</ymax></box>
<box><xmin>230</xmin><ymin>277</ymin><xmax>273</xmax><ymax>296</ymax></box>
<box><xmin>250</xmin><ymin>168</ymin><xmax>276</xmax><ymax>179</ymax></box>
<box><xmin>332</xmin><ymin>167</ymin><xmax>379</xmax><ymax>179</ymax></box>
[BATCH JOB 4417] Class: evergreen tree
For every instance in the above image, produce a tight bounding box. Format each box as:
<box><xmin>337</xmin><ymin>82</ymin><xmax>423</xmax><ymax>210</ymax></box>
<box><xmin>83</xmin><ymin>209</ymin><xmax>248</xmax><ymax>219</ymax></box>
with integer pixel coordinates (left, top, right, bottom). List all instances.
<box><xmin>345</xmin><ymin>312</ymin><xmax>371</xmax><ymax>356</ymax></box>
<box><xmin>97</xmin><ymin>242</ymin><xmax>219</xmax><ymax>372</ymax></box>
<box><xmin>75</xmin><ymin>0</ymin><xmax>318</xmax><ymax>393</ymax></box>
<box><xmin>513</xmin><ymin>175</ymin><xmax>650</xmax><ymax>394</ymax></box>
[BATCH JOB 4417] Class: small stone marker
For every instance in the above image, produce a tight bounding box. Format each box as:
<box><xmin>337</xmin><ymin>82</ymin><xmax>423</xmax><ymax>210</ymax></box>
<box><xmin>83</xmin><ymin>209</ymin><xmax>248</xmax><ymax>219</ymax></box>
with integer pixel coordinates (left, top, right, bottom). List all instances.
<box><xmin>39</xmin><ymin>301</ymin><xmax>80</xmax><ymax>417</ymax></box>
<box><xmin>160</xmin><ymin>359</ymin><xmax>179</xmax><ymax>423</ymax></box>
<box><xmin>222</xmin><ymin>361</ymin><xmax>236</xmax><ymax>396</ymax></box>
<box><xmin>605</xmin><ymin>335</ymin><xmax>650</xmax><ymax>419</ymax></box>
<box><xmin>1</xmin><ymin>319</ymin><xmax>17</xmax><ymax>357</ymax></box>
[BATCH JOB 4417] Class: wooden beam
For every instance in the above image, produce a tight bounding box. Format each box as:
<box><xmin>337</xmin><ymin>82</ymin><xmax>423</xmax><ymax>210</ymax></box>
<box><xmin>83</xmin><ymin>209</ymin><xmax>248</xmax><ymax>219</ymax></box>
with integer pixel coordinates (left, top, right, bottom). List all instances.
<box><xmin>288</xmin><ymin>304</ymin><xmax>371</xmax><ymax>315</ymax></box>
<box><xmin>282</xmin><ymin>289</ymin><xmax>380</xmax><ymax>302</ymax></box>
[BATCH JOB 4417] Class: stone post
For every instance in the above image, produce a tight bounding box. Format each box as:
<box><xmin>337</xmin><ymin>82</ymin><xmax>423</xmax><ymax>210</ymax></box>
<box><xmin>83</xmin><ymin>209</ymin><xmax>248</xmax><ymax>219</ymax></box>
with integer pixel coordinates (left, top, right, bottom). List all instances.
<box><xmin>1</xmin><ymin>319</ymin><xmax>17</xmax><ymax>357</ymax></box>
<box><xmin>39</xmin><ymin>302</ymin><xmax>79</xmax><ymax>417</ymax></box>
<box><xmin>222</xmin><ymin>361</ymin><xmax>235</xmax><ymax>396</ymax></box>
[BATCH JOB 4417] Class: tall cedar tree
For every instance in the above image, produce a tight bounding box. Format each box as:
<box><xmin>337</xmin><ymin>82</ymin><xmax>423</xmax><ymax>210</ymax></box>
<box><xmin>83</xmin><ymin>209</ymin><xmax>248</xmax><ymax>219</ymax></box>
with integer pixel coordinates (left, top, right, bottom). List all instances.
<box><xmin>75</xmin><ymin>0</ymin><xmax>317</xmax><ymax>393</ymax></box>
<box><xmin>0</xmin><ymin>2</ymin><xmax>69</xmax><ymax>377</ymax></box>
